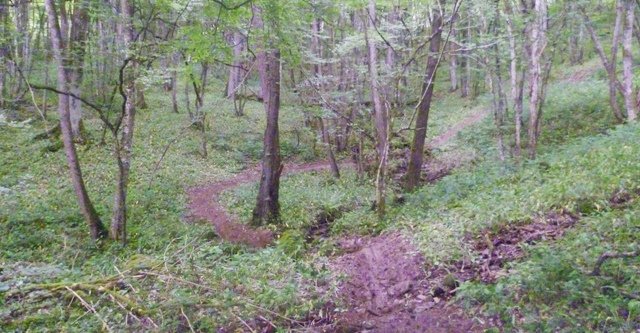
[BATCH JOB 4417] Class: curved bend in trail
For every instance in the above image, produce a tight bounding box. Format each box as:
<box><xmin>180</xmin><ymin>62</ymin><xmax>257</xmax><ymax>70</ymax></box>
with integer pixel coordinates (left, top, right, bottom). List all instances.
<box><xmin>186</xmin><ymin>108</ymin><xmax>488</xmax><ymax>248</ymax></box>
<box><xmin>186</xmin><ymin>160</ymin><xmax>345</xmax><ymax>247</ymax></box>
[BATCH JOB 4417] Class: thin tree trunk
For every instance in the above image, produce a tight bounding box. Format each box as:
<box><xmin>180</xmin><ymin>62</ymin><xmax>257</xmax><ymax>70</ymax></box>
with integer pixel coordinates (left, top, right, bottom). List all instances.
<box><xmin>460</xmin><ymin>16</ymin><xmax>471</xmax><ymax>98</ymax></box>
<box><xmin>569</xmin><ymin>2</ymin><xmax>584</xmax><ymax>65</ymax></box>
<box><xmin>527</xmin><ymin>0</ymin><xmax>547</xmax><ymax>159</ymax></box>
<box><xmin>319</xmin><ymin>118</ymin><xmax>340</xmax><ymax>178</ymax></box>
<box><xmin>13</xmin><ymin>0</ymin><xmax>30</xmax><ymax>94</ymax></box>
<box><xmin>491</xmin><ymin>1</ymin><xmax>506</xmax><ymax>161</ymax></box>
<box><xmin>0</xmin><ymin>3</ymin><xmax>7</xmax><ymax>108</ymax></box>
<box><xmin>311</xmin><ymin>16</ymin><xmax>340</xmax><ymax>178</ymax></box>
<box><xmin>365</xmin><ymin>1</ymin><xmax>388</xmax><ymax>218</ymax></box>
<box><xmin>171</xmin><ymin>53</ymin><xmax>179</xmax><ymax>113</ymax></box>
<box><xmin>45</xmin><ymin>0</ymin><xmax>107</xmax><ymax>241</ymax></box>
<box><xmin>581</xmin><ymin>4</ymin><xmax>625</xmax><ymax>121</ymax></box>
<box><xmin>111</xmin><ymin>0</ymin><xmax>137</xmax><ymax>243</ymax></box>
<box><xmin>449</xmin><ymin>27</ymin><xmax>458</xmax><ymax>92</ymax></box>
<box><xmin>68</xmin><ymin>0</ymin><xmax>91</xmax><ymax>142</ymax></box>
<box><xmin>136</xmin><ymin>83</ymin><xmax>147</xmax><ymax>109</ymax></box>
<box><xmin>622</xmin><ymin>0</ymin><xmax>637</xmax><ymax>121</ymax></box>
<box><xmin>405</xmin><ymin>4</ymin><xmax>444</xmax><ymax>192</ymax></box>
<box><xmin>251</xmin><ymin>5</ymin><xmax>283</xmax><ymax>226</ymax></box>
<box><xmin>226</xmin><ymin>31</ymin><xmax>245</xmax><ymax>99</ymax></box>
<box><xmin>505</xmin><ymin>13</ymin><xmax>524</xmax><ymax>158</ymax></box>
<box><xmin>185</xmin><ymin>74</ymin><xmax>192</xmax><ymax>119</ymax></box>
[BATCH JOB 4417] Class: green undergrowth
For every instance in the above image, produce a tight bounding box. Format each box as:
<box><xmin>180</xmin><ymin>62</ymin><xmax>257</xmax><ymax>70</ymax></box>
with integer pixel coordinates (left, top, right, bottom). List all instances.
<box><xmin>458</xmin><ymin>198</ymin><xmax>640</xmax><ymax>331</ymax></box>
<box><xmin>399</xmin><ymin>123</ymin><xmax>640</xmax><ymax>264</ymax></box>
<box><xmin>219</xmin><ymin>90</ymin><xmax>487</xmax><ymax>255</ymax></box>
<box><xmin>459</xmin><ymin>76</ymin><xmax>615</xmax><ymax>162</ymax></box>
<box><xmin>0</xmin><ymin>87</ymin><xmax>330</xmax><ymax>331</ymax></box>
<box><xmin>221</xmin><ymin>170</ymin><xmax>379</xmax><ymax>238</ymax></box>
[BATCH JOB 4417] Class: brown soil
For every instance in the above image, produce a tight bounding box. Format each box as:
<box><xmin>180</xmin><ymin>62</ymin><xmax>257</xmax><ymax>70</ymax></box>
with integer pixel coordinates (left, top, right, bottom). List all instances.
<box><xmin>186</xmin><ymin>161</ymin><xmax>351</xmax><ymax>248</ymax></box>
<box><xmin>328</xmin><ymin>233</ymin><xmax>486</xmax><ymax>332</ymax></box>
<box><xmin>428</xmin><ymin>209</ymin><xmax>579</xmax><ymax>296</ymax></box>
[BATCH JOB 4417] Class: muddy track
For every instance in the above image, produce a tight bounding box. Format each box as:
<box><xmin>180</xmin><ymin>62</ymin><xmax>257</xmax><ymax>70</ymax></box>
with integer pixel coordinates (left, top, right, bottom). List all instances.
<box><xmin>327</xmin><ymin>233</ymin><xmax>485</xmax><ymax>332</ymax></box>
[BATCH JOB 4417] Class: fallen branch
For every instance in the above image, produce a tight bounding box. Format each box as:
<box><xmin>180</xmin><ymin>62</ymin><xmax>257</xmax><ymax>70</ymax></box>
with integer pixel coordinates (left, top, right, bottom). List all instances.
<box><xmin>65</xmin><ymin>286</ymin><xmax>113</xmax><ymax>333</ymax></box>
<box><xmin>591</xmin><ymin>249</ymin><xmax>639</xmax><ymax>276</ymax></box>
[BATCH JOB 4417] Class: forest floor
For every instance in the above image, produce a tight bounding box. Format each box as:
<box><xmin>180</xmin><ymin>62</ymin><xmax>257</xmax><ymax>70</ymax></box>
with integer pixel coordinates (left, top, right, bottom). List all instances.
<box><xmin>3</xmin><ymin>57</ymin><xmax>639</xmax><ymax>332</ymax></box>
<box><xmin>186</xmin><ymin>107</ymin><xmax>491</xmax><ymax>331</ymax></box>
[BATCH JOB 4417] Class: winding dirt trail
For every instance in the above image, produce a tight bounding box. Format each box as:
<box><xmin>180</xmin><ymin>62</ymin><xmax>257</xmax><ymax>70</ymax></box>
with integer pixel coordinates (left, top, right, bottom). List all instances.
<box><xmin>186</xmin><ymin>107</ymin><xmax>490</xmax><ymax>331</ymax></box>
<box><xmin>186</xmin><ymin>107</ymin><xmax>489</xmax><ymax>248</ymax></box>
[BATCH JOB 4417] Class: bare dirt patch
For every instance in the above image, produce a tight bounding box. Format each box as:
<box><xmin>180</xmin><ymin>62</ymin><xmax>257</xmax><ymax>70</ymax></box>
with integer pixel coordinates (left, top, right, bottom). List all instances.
<box><xmin>329</xmin><ymin>233</ymin><xmax>485</xmax><ymax>332</ymax></box>
<box><xmin>425</xmin><ymin>209</ymin><xmax>579</xmax><ymax>300</ymax></box>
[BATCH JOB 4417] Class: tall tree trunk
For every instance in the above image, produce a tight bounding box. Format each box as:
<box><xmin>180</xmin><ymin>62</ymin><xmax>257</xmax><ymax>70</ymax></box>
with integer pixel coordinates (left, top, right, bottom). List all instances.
<box><xmin>45</xmin><ymin>0</ymin><xmax>107</xmax><ymax>241</ymax></box>
<box><xmin>0</xmin><ymin>3</ymin><xmax>8</xmax><ymax>108</ymax></box>
<box><xmin>568</xmin><ymin>2</ymin><xmax>584</xmax><ymax>65</ymax></box>
<box><xmin>68</xmin><ymin>0</ymin><xmax>91</xmax><ymax>142</ymax></box>
<box><xmin>460</xmin><ymin>16</ymin><xmax>471</xmax><ymax>98</ymax></box>
<box><xmin>226</xmin><ymin>31</ymin><xmax>246</xmax><ymax>99</ymax></box>
<box><xmin>365</xmin><ymin>1</ymin><xmax>388</xmax><ymax>218</ymax></box>
<box><xmin>505</xmin><ymin>12</ymin><xmax>524</xmax><ymax>158</ymax></box>
<box><xmin>251</xmin><ymin>5</ymin><xmax>283</xmax><ymax>226</ymax></box>
<box><xmin>385</xmin><ymin>7</ymin><xmax>398</xmax><ymax>107</ymax></box>
<box><xmin>171</xmin><ymin>53</ymin><xmax>179</xmax><ymax>113</ymax></box>
<box><xmin>13</xmin><ymin>0</ymin><xmax>30</xmax><ymax>94</ymax></box>
<box><xmin>136</xmin><ymin>84</ymin><xmax>147</xmax><ymax>109</ymax></box>
<box><xmin>449</xmin><ymin>27</ymin><xmax>458</xmax><ymax>92</ymax></box>
<box><xmin>111</xmin><ymin>0</ymin><xmax>137</xmax><ymax>243</ymax></box>
<box><xmin>527</xmin><ymin>0</ymin><xmax>547</xmax><ymax>159</ymax></box>
<box><xmin>490</xmin><ymin>1</ymin><xmax>506</xmax><ymax>161</ymax></box>
<box><xmin>581</xmin><ymin>4</ymin><xmax>625</xmax><ymax>121</ymax></box>
<box><xmin>319</xmin><ymin>118</ymin><xmax>340</xmax><ymax>178</ymax></box>
<box><xmin>311</xmin><ymin>16</ymin><xmax>341</xmax><ymax>178</ymax></box>
<box><xmin>405</xmin><ymin>4</ymin><xmax>444</xmax><ymax>192</ymax></box>
<box><xmin>622</xmin><ymin>0</ymin><xmax>637</xmax><ymax>121</ymax></box>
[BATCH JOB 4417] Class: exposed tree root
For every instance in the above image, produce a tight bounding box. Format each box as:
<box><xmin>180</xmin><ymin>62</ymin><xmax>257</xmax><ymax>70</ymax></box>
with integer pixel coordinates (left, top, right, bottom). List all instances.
<box><xmin>590</xmin><ymin>249</ymin><xmax>639</xmax><ymax>276</ymax></box>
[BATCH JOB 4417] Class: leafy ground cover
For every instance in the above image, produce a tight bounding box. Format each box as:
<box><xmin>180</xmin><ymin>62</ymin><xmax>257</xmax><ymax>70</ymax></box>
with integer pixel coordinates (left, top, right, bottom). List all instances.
<box><xmin>2</xmin><ymin>58</ymin><xmax>639</xmax><ymax>331</ymax></box>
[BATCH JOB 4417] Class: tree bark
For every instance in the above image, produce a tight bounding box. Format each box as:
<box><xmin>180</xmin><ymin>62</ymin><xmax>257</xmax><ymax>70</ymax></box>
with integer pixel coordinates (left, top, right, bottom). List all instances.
<box><xmin>319</xmin><ymin>117</ymin><xmax>340</xmax><ymax>178</ymax></box>
<box><xmin>68</xmin><ymin>0</ymin><xmax>91</xmax><ymax>142</ymax></box>
<box><xmin>226</xmin><ymin>31</ymin><xmax>246</xmax><ymax>99</ymax></box>
<box><xmin>251</xmin><ymin>5</ymin><xmax>283</xmax><ymax>226</ymax></box>
<box><xmin>449</xmin><ymin>26</ymin><xmax>458</xmax><ymax>92</ymax></box>
<box><xmin>110</xmin><ymin>0</ymin><xmax>137</xmax><ymax>243</ymax></box>
<box><xmin>622</xmin><ymin>0</ymin><xmax>637</xmax><ymax>121</ymax></box>
<box><xmin>405</xmin><ymin>4</ymin><xmax>444</xmax><ymax>192</ymax></box>
<box><xmin>44</xmin><ymin>0</ymin><xmax>107</xmax><ymax>241</ymax></box>
<box><xmin>365</xmin><ymin>1</ymin><xmax>388</xmax><ymax>218</ymax></box>
<box><xmin>311</xmin><ymin>16</ymin><xmax>341</xmax><ymax>178</ymax></box>
<box><xmin>490</xmin><ymin>1</ymin><xmax>506</xmax><ymax>161</ymax></box>
<box><xmin>527</xmin><ymin>0</ymin><xmax>547</xmax><ymax>159</ymax></box>
<box><xmin>460</xmin><ymin>15</ymin><xmax>471</xmax><ymax>98</ymax></box>
<box><xmin>505</xmin><ymin>11</ymin><xmax>524</xmax><ymax>158</ymax></box>
<box><xmin>171</xmin><ymin>53</ymin><xmax>179</xmax><ymax>113</ymax></box>
<box><xmin>0</xmin><ymin>3</ymin><xmax>8</xmax><ymax>107</ymax></box>
<box><xmin>581</xmin><ymin>4</ymin><xmax>625</xmax><ymax>121</ymax></box>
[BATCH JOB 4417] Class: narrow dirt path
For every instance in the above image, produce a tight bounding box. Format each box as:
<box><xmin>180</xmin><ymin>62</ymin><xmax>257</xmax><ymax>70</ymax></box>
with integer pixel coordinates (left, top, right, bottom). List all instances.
<box><xmin>186</xmin><ymin>160</ymin><xmax>346</xmax><ymax>247</ymax></box>
<box><xmin>430</xmin><ymin>108</ymin><xmax>489</xmax><ymax>148</ymax></box>
<box><xmin>186</xmin><ymin>107</ymin><xmax>488</xmax><ymax>248</ymax></box>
